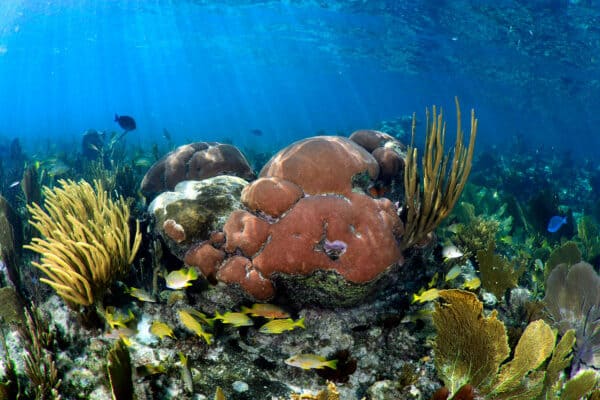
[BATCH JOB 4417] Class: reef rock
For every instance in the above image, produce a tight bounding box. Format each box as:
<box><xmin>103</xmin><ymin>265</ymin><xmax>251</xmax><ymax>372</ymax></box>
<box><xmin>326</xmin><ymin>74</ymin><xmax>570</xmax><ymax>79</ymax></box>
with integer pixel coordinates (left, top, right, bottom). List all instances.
<box><xmin>186</xmin><ymin>136</ymin><xmax>405</xmax><ymax>307</ymax></box>
<box><xmin>0</xmin><ymin>195</ymin><xmax>22</xmax><ymax>290</ymax></box>
<box><xmin>140</xmin><ymin>142</ymin><xmax>255</xmax><ymax>199</ymax></box>
<box><xmin>149</xmin><ymin>176</ymin><xmax>249</xmax><ymax>260</ymax></box>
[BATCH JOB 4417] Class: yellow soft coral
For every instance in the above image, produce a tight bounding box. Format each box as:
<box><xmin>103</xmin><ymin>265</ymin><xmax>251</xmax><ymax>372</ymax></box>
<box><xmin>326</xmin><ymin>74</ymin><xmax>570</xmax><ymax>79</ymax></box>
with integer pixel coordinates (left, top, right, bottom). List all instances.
<box><xmin>25</xmin><ymin>179</ymin><xmax>141</xmax><ymax>307</ymax></box>
<box><xmin>401</xmin><ymin>97</ymin><xmax>478</xmax><ymax>250</ymax></box>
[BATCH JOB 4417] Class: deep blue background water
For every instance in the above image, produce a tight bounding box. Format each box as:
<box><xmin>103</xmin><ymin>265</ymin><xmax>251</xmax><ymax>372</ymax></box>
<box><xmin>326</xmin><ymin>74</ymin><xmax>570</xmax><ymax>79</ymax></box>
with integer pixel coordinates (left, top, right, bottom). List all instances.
<box><xmin>0</xmin><ymin>1</ymin><xmax>599</xmax><ymax>159</ymax></box>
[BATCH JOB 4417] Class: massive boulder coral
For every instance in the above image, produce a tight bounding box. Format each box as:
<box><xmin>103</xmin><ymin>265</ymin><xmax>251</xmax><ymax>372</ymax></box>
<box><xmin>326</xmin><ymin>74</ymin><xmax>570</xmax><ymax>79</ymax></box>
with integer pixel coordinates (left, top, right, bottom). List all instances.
<box><xmin>185</xmin><ymin>136</ymin><xmax>405</xmax><ymax>306</ymax></box>
<box><xmin>349</xmin><ymin>129</ymin><xmax>406</xmax><ymax>185</ymax></box>
<box><xmin>149</xmin><ymin>176</ymin><xmax>249</xmax><ymax>259</ymax></box>
<box><xmin>140</xmin><ymin>142</ymin><xmax>255</xmax><ymax>199</ymax></box>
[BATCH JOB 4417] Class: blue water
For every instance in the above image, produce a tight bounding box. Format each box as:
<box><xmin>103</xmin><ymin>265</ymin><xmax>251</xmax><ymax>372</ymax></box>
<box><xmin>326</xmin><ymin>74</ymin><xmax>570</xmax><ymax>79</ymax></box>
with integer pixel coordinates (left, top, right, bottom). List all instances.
<box><xmin>1</xmin><ymin>1</ymin><xmax>599</xmax><ymax>158</ymax></box>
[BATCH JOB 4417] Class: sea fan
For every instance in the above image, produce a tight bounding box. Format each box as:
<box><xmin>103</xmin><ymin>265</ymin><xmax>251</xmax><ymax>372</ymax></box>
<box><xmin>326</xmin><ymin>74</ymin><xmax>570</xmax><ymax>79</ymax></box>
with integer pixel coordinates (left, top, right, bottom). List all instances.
<box><xmin>544</xmin><ymin>261</ymin><xmax>600</xmax><ymax>376</ymax></box>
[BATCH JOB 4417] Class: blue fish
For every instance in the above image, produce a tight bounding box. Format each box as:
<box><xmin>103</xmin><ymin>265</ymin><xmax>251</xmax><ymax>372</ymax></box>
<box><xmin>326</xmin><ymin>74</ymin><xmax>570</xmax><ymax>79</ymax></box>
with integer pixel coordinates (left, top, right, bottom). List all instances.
<box><xmin>547</xmin><ymin>216</ymin><xmax>567</xmax><ymax>233</ymax></box>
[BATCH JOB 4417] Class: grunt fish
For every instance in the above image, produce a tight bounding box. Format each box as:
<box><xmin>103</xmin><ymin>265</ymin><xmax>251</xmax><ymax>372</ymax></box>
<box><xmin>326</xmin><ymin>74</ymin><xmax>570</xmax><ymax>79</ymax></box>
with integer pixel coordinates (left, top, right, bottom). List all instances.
<box><xmin>240</xmin><ymin>303</ymin><xmax>290</xmax><ymax>319</ymax></box>
<box><xmin>212</xmin><ymin>311</ymin><xmax>253</xmax><ymax>327</ymax></box>
<box><xmin>285</xmin><ymin>353</ymin><xmax>338</xmax><ymax>370</ymax></box>
<box><xmin>259</xmin><ymin>317</ymin><xmax>305</xmax><ymax>334</ymax></box>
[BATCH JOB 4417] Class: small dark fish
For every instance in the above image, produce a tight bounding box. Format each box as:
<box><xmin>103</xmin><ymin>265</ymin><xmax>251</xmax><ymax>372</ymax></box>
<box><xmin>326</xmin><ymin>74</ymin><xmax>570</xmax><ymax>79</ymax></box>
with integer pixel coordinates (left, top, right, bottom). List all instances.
<box><xmin>114</xmin><ymin>114</ymin><xmax>137</xmax><ymax>132</ymax></box>
<box><xmin>250</xmin><ymin>129</ymin><xmax>263</xmax><ymax>136</ymax></box>
<box><xmin>163</xmin><ymin>128</ymin><xmax>172</xmax><ymax>142</ymax></box>
<box><xmin>547</xmin><ymin>215</ymin><xmax>567</xmax><ymax>233</ymax></box>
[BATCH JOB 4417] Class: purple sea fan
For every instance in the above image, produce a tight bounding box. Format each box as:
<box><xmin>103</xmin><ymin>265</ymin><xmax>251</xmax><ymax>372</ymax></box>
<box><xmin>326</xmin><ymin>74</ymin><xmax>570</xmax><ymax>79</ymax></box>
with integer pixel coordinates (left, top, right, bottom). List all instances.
<box><xmin>544</xmin><ymin>261</ymin><xmax>600</xmax><ymax>376</ymax></box>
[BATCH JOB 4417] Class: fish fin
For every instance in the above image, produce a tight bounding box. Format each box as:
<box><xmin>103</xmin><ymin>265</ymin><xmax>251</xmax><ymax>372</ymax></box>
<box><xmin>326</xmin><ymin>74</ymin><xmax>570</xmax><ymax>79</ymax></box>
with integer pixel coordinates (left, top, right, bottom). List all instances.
<box><xmin>114</xmin><ymin>114</ymin><xmax>119</xmax><ymax>121</ymax></box>
<box><xmin>296</xmin><ymin>317</ymin><xmax>306</xmax><ymax>329</ymax></box>
<box><xmin>188</xmin><ymin>267</ymin><xmax>198</xmax><ymax>280</ymax></box>
<box><xmin>240</xmin><ymin>306</ymin><xmax>251</xmax><ymax>314</ymax></box>
<box><xmin>325</xmin><ymin>359</ymin><xmax>338</xmax><ymax>370</ymax></box>
<box><xmin>202</xmin><ymin>331</ymin><xmax>213</xmax><ymax>345</ymax></box>
<box><xmin>178</xmin><ymin>352</ymin><xmax>187</xmax><ymax>366</ymax></box>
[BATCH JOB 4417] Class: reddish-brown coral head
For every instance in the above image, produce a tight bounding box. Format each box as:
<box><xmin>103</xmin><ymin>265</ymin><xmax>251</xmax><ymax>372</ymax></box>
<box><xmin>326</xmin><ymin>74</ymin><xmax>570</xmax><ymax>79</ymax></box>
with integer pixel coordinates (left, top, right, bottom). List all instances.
<box><xmin>217</xmin><ymin>256</ymin><xmax>274</xmax><ymax>300</ymax></box>
<box><xmin>372</xmin><ymin>147</ymin><xmax>404</xmax><ymax>182</ymax></box>
<box><xmin>252</xmin><ymin>192</ymin><xmax>402</xmax><ymax>283</ymax></box>
<box><xmin>141</xmin><ymin>142</ymin><xmax>254</xmax><ymax>198</ymax></box>
<box><xmin>241</xmin><ymin>177</ymin><xmax>303</xmax><ymax>218</ymax></box>
<box><xmin>349</xmin><ymin>130</ymin><xmax>399</xmax><ymax>152</ymax></box>
<box><xmin>163</xmin><ymin>219</ymin><xmax>186</xmax><ymax>243</ymax></box>
<box><xmin>259</xmin><ymin>136</ymin><xmax>379</xmax><ymax>196</ymax></box>
<box><xmin>184</xmin><ymin>242</ymin><xmax>225</xmax><ymax>281</ymax></box>
<box><xmin>223</xmin><ymin>210</ymin><xmax>270</xmax><ymax>257</ymax></box>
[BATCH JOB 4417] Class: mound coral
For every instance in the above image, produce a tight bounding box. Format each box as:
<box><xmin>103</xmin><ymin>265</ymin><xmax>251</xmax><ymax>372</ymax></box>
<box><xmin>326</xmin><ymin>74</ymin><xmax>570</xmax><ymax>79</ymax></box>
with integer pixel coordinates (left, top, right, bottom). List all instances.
<box><xmin>349</xmin><ymin>129</ymin><xmax>406</xmax><ymax>184</ymax></box>
<box><xmin>140</xmin><ymin>142</ymin><xmax>255</xmax><ymax>198</ymax></box>
<box><xmin>185</xmin><ymin>136</ymin><xmax>404</xmax><ymax>306</ymax></box>
<box><xmin>25</xmin><ymin>179</ymin><xmax>141</xmax><ymax>308</ymax></box>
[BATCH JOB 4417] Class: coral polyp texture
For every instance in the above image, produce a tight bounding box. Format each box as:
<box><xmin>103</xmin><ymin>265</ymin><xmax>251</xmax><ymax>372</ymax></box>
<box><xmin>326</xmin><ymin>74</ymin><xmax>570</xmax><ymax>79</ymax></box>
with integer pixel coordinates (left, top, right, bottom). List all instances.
<box><xmin>185</xmin><ymin>136</ymin><xmax>405</xmax><ymax>306</ymax></box>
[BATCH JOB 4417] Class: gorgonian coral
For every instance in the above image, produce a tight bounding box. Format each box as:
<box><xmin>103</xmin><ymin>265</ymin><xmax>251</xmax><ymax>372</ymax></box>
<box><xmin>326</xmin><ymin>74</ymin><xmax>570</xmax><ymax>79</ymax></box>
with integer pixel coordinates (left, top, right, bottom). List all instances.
<box><xmin>544</xmin><ymin>261</ymin><xmax>600</xmax><ymax>375</ymax></box>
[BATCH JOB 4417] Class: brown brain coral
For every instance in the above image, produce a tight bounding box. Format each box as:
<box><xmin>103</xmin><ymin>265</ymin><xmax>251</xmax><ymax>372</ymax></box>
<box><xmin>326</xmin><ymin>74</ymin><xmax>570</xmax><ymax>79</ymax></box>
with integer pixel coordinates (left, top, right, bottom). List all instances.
<box><xmin>185</xmin><ymin>136</ymin><xmax>404</xmax><ymax>306</ymax></box>
<box><xmin>141</xmin><ymin>142</ymin><xmax>255</xmax><ymax>198</ymax></box>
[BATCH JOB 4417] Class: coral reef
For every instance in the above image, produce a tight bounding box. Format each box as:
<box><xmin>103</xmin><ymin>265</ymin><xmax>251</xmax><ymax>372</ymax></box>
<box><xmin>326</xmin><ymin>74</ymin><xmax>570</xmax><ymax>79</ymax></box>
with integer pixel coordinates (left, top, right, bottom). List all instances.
<box><xmin>140</xmin><ymin>142</ymin><xmax>255</xmax><ymax>199</ymax></box>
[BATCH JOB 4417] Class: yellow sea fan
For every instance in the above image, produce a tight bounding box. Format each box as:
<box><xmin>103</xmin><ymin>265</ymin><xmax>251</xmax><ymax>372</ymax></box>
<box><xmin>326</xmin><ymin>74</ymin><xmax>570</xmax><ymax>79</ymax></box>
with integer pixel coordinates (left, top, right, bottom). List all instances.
<box><xmin>25</xmin><ymin>179</ymin><xmax>141</xmax><ymax>307</ymax></box>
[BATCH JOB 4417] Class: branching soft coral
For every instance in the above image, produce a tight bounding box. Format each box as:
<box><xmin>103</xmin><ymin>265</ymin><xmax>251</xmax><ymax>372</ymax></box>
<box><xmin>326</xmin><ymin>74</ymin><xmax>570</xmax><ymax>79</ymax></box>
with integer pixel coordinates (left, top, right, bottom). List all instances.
<box><xmin>24</xmin><ymin>179</ymin><xmax>141</xmax><ymax>308</ymax></box>
<box><xmin>401</xmin><ymin>98</ymin><xmax>478</xmax><ymax>250</ymax></box>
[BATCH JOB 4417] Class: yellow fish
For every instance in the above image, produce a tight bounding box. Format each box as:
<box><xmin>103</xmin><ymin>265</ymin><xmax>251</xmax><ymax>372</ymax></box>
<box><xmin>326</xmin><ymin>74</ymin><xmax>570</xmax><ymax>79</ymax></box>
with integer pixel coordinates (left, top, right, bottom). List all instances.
<box><xmin>401</xmin><ymin>307</ymin><xmax>434</xmax><ymax>323</ymax></box>
<box><xmin>186</xmin><ymin>308</ymin><xmax>214</xmax><ymax>327</ymax></box>
<box><xmin>241</xmin><ymin>303</ymin><xmax>290</xmax><ymax>319</ymax></box>
<box><xmin>127</xmin><ymin>287</ymin><xmax>156</xmax><ymax>302</ymax></box>
<box><xmin>178</xmin><ymin>310</ymin><xmax>213</xmax><ymax>344</ymax></box>
<box><xmin>166</xmin><ymin>267</ymin><xmax>198</xmax><ymax>290</ymax></box>
<box><xmin>214</xmin><ymin>387</ymin><xmax>226</xmax><ymax>400</ymax></box>
<box><xmin>136</xmin><ymin>363</ymin><xmax>167</xmax><ymax>377</ymax></box>
<box><xmin>411</xmin><ymin>288</ymin><xmax>440</xmax><ymax>304</ymax></box>
<box><xmin>463</xmin><ymin>277</ymin><xmax>481</xmax><ymax>290</ymax></box>
<box><xmin>179</xmin><ymin>352</ymin><xmax>194</xmax><ymax>393</ymax></box>
<box><xmin>150</xmin><ymin>321</ymin><xmax>174</xmax><ymax>339</ymax></box>
<box><xmin>284</xmin><ymin>354</ymin><xmax>338</xmax><ymax>370</ymax></box>
<box><xmin>444</xmin><ymin>265</ymin><xmax>462</xmax><ymax>282</ymax></box>
<box><xmin>119</xmin><ymin>334</ymin><xmax>133</xmax><ymax>347</ymax></box>
<box><xmin>212</xmin><ymin>311</ymin><xmax>253</xmax><ymax>327</ymax></box>
<box><xmin>105</xmin><ymin>307</ymin><xmax>135</xmax><ymax>330</ymax></box>
<box><xmin>259</xmin><ymin>317</ymin><xmax>305</xmax><ymax>334</ymax></box>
